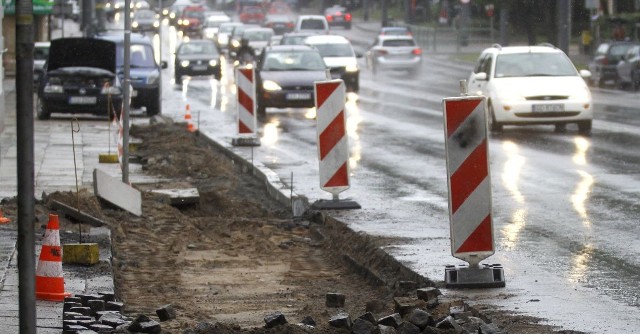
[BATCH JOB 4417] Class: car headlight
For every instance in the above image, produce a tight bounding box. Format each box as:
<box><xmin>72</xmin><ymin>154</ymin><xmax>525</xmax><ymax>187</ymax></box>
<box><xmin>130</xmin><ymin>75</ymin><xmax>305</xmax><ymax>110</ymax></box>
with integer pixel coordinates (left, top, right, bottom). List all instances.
<box><xmin>43</xmin><ymin>83</ymin><xmax>63</xmax><ymax>93</ymax></box>
<box><xmin>345</xmin><ymin>64</ymin><xmax>358</xmax><ymax>72</ymax></box>
<box><xmin>231</xmin><ymin>39</ymin><xmax>240</xmax><ymax>48</ymax></box>
<box><xmin>209</xmin><ymin>60</ymin><xmax>218</xmax><ymax>67</ymax></box>
<box><xmin>162</xmin><ymin>9</ymin><xmax>168</xmax><ymax>15</ymax></box>
<box><xmin>101</xmin><ymin>85</ymin><xmax>122</xmax><ymax>95</ymax></box>
<box><xmin>180</xmin><ymin>60</ymin><xmax>190</xmax><ymax>67</ymax></box>
<box><xmin>571</xmin><ymin>86</ymin><xmax>592</xmax><ymax>101</ymax></box>
<box><xmin>132</xmin><ymin>21</ymin><xmax>139</xmax><ymax>28</ymax></box>
<box><xmin>262</xmin><ymin>80</ymin><xmax>281</xmax><ymax>91</ymax></box>
<box><xmin>153</xmin><ymin>21</ymin><xmax>160</xmax><ymax>28</ymax></box>
<box><xmin>146</xmin><ymin>71</ymin><xmax>160</xmax><ymax>85</ymax></box>
<box><xmin>205</xmin><ymin>31</ymin><xmax>215</xmax><ymax>38</ymax></box>
<box><xmin>169</xmin><ymin>12</ymin><xmax>175</xmax><ymax>19</ymax></box>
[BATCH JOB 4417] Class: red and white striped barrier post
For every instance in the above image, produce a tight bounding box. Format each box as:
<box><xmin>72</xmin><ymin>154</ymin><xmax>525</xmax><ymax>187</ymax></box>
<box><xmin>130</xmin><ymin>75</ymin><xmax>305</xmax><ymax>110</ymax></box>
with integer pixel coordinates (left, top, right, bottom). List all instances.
<box><xmin>311</xmin><ymin>79</ymin><xmax>360</xmax><ymax>210</ymax></box>
<box><xmin>232</xmin><ymin>66</ymin><xmax>260</xmax><ymax>146</ymax></box>
<box><xmin>442</xmin><ymin>81</ymin><xmax>504</xmax><ymax>288</ymax></box>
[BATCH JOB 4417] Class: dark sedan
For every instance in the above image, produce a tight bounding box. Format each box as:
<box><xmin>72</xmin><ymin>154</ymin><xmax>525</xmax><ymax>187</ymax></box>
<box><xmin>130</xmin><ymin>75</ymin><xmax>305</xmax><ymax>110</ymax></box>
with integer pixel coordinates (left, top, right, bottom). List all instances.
<box><xmin>324</xmin><ymin>5</ymin><xmax>352</xmax><ymax>29</ymax></box>
<box><xmin>256</xmin><ymin>45</ymin><xmax>329</xmax><ymax>116</ymax></box>
<box><xmin>174</xmin><ymin>39</ymin><xmax>222</xmax><ymax>85</ymax></box>
<box><xmin>36</xmin><ymin>37</ymin><xmax>122</xmax><ymax>120</ymax></box>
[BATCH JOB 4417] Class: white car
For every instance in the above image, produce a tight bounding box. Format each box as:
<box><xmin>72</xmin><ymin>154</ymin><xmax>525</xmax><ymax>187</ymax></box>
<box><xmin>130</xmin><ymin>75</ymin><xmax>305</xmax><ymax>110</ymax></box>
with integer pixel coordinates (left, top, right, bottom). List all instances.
<box><xmin>365</xmin><ymin>35</ymin><xmax>422</xmax><ymax>75</ymax></box>
<box><xmin>305</xmin><ymin>34</ymin><xmax>359</xmax><ymax>92</ymax></box>
<box><xmin>468</xmin><ymin>44</ymin><xmax>593</xmax><ymax>135</ymax></box>
<box><xmin>294</xmin><ymin>15</ymin><xmax>330</xmax><ymax>35</ymax></box>
<box><xmin>202</xmin><ymin>11</ymin><xmax>231</xmax><ymax>40</ymax></box>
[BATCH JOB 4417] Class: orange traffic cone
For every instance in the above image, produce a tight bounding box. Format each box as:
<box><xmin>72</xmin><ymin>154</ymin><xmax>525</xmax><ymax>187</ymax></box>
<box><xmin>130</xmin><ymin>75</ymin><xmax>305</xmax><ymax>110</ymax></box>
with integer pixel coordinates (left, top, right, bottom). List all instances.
<box><xmin>35</xmin><ymin>214</ymin><xmax>71</xmax><ymax>301</ymax></box>
<box><xmin>185</xmin><ymin>104</ymin><xmax>195</xmax><ymax>132</ymax></box>
<box><xmin>0</xmin><ymin>208</ymin><xmax>10</xmax><ymax>224</ymax></box>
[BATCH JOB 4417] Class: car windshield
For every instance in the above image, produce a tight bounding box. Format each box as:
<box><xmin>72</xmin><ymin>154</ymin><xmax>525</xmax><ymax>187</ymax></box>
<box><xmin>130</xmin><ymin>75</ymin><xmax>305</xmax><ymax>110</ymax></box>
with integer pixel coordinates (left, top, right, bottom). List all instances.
<box><xmin>311</xmin><ymin>43</ymin><xmax>353</xmax><ymax>57</ymax></box>
<box><xmin>135</xmin><ymin>10</ymin><xmax>155</xmax><ymax>19</ymax></box>
<box><xmin>179</xmin><ymin>42</ymin><xmax>218</xmax><ymax>55</ymax></box>
<box><xmin>244</xmin><ymin>31</ymin><xmax>272</xmax><ymax>41</ymax></box>
<box><xmin>281</xmin><ymin>35</ymin><xmax>310</xmax><ymax>45</ymax></box>
<box><xmin>300</xmin><ymin>19</ymin><xmax>325</xmax><ymax>30</ymax></box>
<box><xmin>495</xmin><ymin>52</ymin><xmax>577</xmax><ymax>78</ymax></box>
<box><xmin>220</xmin><ymin>24</ymin><xmax>239</xmax><ymax>33</ymax></box>
<box><xmin>184</xmin><ymin>10</ymin><xmax>204</xmax><ymax>19</ymax></box>
<box><xmin>34</xmin><ymin>46</ymin><xmax>49</xmax><ymax>60</ymax></box>
<box><xmin>116</xmin><ymin>44</ymin><xmax>156</xmax><ymax>68</ymax></box>
<box><xmin>382</xmin><ymin>39</ymin><xmax>415</xmax><ymax>47</ymax></box>
<box><xmin>261</xmin><ymin>50</ymin><xmax>325</xmax><ymax>71</ymax></box>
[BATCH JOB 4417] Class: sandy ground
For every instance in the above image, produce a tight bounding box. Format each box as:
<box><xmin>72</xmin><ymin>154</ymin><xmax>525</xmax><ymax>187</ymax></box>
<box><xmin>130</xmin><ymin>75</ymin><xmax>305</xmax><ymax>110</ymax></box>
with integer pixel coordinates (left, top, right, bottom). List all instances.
<box><xmin>1</xmin><ymin>121</ymin><xmax>581</xmax><ymax>333</ymax></box>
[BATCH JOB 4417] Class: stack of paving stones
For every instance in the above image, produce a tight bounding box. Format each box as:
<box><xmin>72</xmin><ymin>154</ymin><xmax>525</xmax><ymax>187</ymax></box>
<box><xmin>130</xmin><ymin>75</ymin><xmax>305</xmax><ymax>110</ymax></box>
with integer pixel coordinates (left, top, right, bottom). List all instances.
<box><xmin>62</xmin><ymin>293</ymin><xmax>175</xmax><ymax>333</ymax></box>
<box><xmin>261</xmin><ymin>288</ymin><xmax>507</xmax><ymax>334</ymax></box>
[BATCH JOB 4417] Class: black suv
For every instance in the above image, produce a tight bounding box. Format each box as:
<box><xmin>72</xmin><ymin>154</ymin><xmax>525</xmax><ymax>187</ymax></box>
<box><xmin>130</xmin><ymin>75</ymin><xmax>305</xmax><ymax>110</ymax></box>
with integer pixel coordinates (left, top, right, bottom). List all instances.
<box><xmin>588</xmin><ymin>41</ymin><xmax>638</xmax><ymax>87</ymax></box>
<box><xmin>97</xmin><ymin>32</ymin><xmax>168</xmax><ymax>116</ymax></box>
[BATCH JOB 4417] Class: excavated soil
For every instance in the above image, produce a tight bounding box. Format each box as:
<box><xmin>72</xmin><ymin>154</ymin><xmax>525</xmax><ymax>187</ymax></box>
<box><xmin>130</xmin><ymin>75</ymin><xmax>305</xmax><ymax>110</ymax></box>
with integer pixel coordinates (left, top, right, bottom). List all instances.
<box><xmin>1</xmin><ymin>121</ymin><xmax>582</xmax><ymax>333</ymax></box>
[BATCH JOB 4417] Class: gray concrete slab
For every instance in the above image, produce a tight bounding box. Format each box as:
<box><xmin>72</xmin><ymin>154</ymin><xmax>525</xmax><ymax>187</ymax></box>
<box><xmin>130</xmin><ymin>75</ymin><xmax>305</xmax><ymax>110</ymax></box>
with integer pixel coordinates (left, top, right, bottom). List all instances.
<box><xmin>93</xmin><ymin>168</ymin><xmax>142</xmax><ymax>216</ymax></box>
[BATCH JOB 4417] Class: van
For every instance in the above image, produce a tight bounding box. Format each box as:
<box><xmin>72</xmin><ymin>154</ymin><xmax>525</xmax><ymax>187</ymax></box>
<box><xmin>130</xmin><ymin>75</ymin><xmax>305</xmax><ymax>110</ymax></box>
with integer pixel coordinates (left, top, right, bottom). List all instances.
<box><xmin>294</xmin><ymin>15</ymin><xmax>329</xmax><ymax>35</ymax></box>
<box><xmin>97</xmin><ymin>32</ymin><xmax>168</xmax><ymax>116</ymax></box>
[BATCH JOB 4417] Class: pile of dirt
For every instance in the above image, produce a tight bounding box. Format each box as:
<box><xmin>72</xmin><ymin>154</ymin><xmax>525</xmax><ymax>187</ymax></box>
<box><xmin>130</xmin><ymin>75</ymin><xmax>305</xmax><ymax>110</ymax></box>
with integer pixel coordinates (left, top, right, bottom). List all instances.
<box><xmin>1</xmin><ymin>122</ymin><xmax>581</xmax><ymax>333</ymax></box>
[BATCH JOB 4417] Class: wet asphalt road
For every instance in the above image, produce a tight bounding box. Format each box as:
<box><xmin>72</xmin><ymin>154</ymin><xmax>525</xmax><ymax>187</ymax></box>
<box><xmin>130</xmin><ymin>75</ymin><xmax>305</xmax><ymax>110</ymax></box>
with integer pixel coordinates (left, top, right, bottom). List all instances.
<box><xmin>166</xmin><ymin>38</ymin><xmax>639</xmax><ymax>333</ymax></box>
<box><xmin>59</xmin><ymin>15</ymin><xmax>640</xmax><ymax>332</ymax></box>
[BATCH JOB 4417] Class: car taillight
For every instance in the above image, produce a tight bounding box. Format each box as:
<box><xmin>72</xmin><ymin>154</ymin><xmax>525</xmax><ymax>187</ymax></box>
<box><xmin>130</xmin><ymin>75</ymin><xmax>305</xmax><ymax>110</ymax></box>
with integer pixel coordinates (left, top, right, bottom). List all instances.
<box><xmin>600</xmin><ymin>58</ymin><xmax>608</xmax><ymax>65</ymax></box>
<box><xmin>326</xmin><ymin>15</ymin><xmax>333</xmax><ymax>22</ymax></box>
<box><xmin>345</xmin><ymin>13</ymin><xmax>352</xmax><ymax>21</ymax></box>
<box><xmin>287</xmin><ymin>22</ymin><xmax>294</xmax><ymax>28</ymax></box>
<box><xmin>412</xmin><ymin>48</ymin><xmax>422</xmax><ymax>55</ymax></box>
<box><xmin>377</xmin><ymin>50</ymin><xmax>388</xmax><ymax>55</ymax></box>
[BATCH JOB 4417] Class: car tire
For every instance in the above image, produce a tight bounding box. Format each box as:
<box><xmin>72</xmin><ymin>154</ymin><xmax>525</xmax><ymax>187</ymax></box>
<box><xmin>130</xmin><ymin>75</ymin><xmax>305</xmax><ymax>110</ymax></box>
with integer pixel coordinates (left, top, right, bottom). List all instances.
<box><xmin>488</xmin><ymin>103</ymin><xmax>502</xmax><ymax>133</ymax></box>
<box><xmin>257</xmin><ymin>103</ymin><xmax>266</xmax><ymax>118</ymax></box>
<box><xmin>36</xmin><ymin>97</ymin><xmax>51</xmax><ymax>120</ymax></box>
<box><xmin>577</xmin><ymin>120</ymin><xmax>592</xmax><ymax>136</ymax></box>
<box><xmin>175</xmin><ymin>72</ymin><xmax>183</xmax><ymax>85</ymax></box>
<box><xmin>146</xmin><ymin>90</ymin><xmax>160</xmax><ymax>116</ymax></box>
<box><xmin>554</xmin><ymin>123</ymin><xmax>567</xmax><ymax>133</ymax></box>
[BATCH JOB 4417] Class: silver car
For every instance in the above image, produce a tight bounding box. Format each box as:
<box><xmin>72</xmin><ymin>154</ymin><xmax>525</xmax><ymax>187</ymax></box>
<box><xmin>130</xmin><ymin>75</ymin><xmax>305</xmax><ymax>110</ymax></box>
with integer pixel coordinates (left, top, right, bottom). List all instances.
<box><xmin>365</xmin><ymin>35</ymin><xmax>422</xmax><ymax>75</ymax></box>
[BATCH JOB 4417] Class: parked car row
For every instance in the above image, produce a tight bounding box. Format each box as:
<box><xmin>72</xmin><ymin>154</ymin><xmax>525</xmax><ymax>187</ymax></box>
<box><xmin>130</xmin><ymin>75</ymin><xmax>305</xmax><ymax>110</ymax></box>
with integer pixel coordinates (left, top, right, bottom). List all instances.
<box><xmin>588</xmin><ymin>40</ymin><xmax>640</xmax><ymax>90</ymax></box>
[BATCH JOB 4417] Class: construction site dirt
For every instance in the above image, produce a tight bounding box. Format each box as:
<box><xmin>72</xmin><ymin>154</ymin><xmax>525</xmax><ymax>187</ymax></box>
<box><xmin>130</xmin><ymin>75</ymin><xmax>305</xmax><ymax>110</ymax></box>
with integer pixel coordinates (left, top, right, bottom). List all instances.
<box><xmin>2</xmin><ymin>121</ymin><xmax>581</xmax><ymax>333</ymax></box>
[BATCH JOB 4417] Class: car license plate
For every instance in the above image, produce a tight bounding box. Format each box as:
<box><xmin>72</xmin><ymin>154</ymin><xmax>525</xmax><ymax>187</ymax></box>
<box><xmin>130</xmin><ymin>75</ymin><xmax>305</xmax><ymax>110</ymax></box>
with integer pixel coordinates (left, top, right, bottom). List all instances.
<box><xmin>335</xmin><ymin>16</ymin><xmax>344</xmax><ymax>21</ymax></box>
<box><xmin>69</xmin><ymin>96</ymin><xmax>97</xmax><ymax>104</ymax></box>
<box><xmin>532</xmin><ymin>104</ymin><xmax>564</xmax><ymax>112</ymax></box>
<box><xmin>192</xmin><ymin>65</ymin><xmax>208</xmax><ymax>71</ymax></box>
<box><xmin>286</xmin><ymin>93</ymin><xmax>310</xmax><ymax>100</ymax></box>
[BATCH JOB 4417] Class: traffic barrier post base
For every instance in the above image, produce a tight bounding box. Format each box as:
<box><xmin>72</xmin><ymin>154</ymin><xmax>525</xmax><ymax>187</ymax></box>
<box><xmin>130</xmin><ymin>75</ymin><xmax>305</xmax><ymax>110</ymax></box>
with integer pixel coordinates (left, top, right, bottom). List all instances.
<box><xmin>98</xmin><ymin>153</ymin><xmax>119</xmax><ymax>163</ymax></box>
<box><xmin>444</xmin><ymin>263</ymin><xmax>505</xmax><ymax>289</ymax></box>
<box><xmin>232</xmin><ymin>137</ymin><xmax>261</xmax><ymax>147</ymax></box>
<box><xmin>311</xmin><ymin>198</ymin><xmax>361</xmax><ymax>210</ymax></box>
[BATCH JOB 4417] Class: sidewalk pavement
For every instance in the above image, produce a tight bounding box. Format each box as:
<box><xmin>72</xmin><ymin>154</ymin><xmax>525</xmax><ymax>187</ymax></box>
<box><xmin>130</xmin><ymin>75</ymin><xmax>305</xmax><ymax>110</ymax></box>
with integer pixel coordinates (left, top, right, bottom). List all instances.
<box><xmin>0</xmin><ymin>77</ymin><xmax>154</xmax><ymax>332</ymax></box>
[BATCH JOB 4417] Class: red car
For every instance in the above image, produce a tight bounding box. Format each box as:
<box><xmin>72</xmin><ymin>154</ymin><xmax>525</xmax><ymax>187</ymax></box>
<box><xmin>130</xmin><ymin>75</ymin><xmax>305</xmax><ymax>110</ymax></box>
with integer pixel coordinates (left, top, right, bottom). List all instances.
<box><xmin>179</xmin><ymin>5</ymin><xmax>206</xmax><ymax>37</ymax></box>
<box><xmin>324</xmin><ymin>5</ymin><xmax>352</xmax><ymax>29</ymax></box>
<box><xmin>239</xmin><ymin>6</ymin><xmax>265</xmax><ymax>24</ymax></box>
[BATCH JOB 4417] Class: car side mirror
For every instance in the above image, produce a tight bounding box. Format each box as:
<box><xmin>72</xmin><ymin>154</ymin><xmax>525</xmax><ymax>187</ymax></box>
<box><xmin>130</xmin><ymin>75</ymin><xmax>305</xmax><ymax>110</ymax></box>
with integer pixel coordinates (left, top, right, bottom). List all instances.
<box><xmin>355</xmin><ymin>52</ymin><xmax>363</xmax><ymax>58</ymax></box>
<box><xmin>474</xmin><ymin>72</ymin><xmax>488</xmax><ymax>81</ymax></box>
<box><xmin>160</xmin><ymin>60</ymin><xmax>168</xmax><ymax>69</ymax></box>
<box><xmin>579</xmin><ymin>69</ymin><xmax>591</xmax><ymax>78</ymax></box>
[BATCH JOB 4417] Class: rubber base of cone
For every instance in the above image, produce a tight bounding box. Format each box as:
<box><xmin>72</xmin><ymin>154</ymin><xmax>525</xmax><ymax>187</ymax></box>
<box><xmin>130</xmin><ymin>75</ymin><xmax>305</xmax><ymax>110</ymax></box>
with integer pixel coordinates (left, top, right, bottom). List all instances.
<box><xmin>99</xmin><ymin>153</ymin><xmax>119</xmax><ymax>163</ymax></box>
<box><xmin>36</xmin><ymin>290</ymin><xmax>72</xmax><ymax>302</ymax></box>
